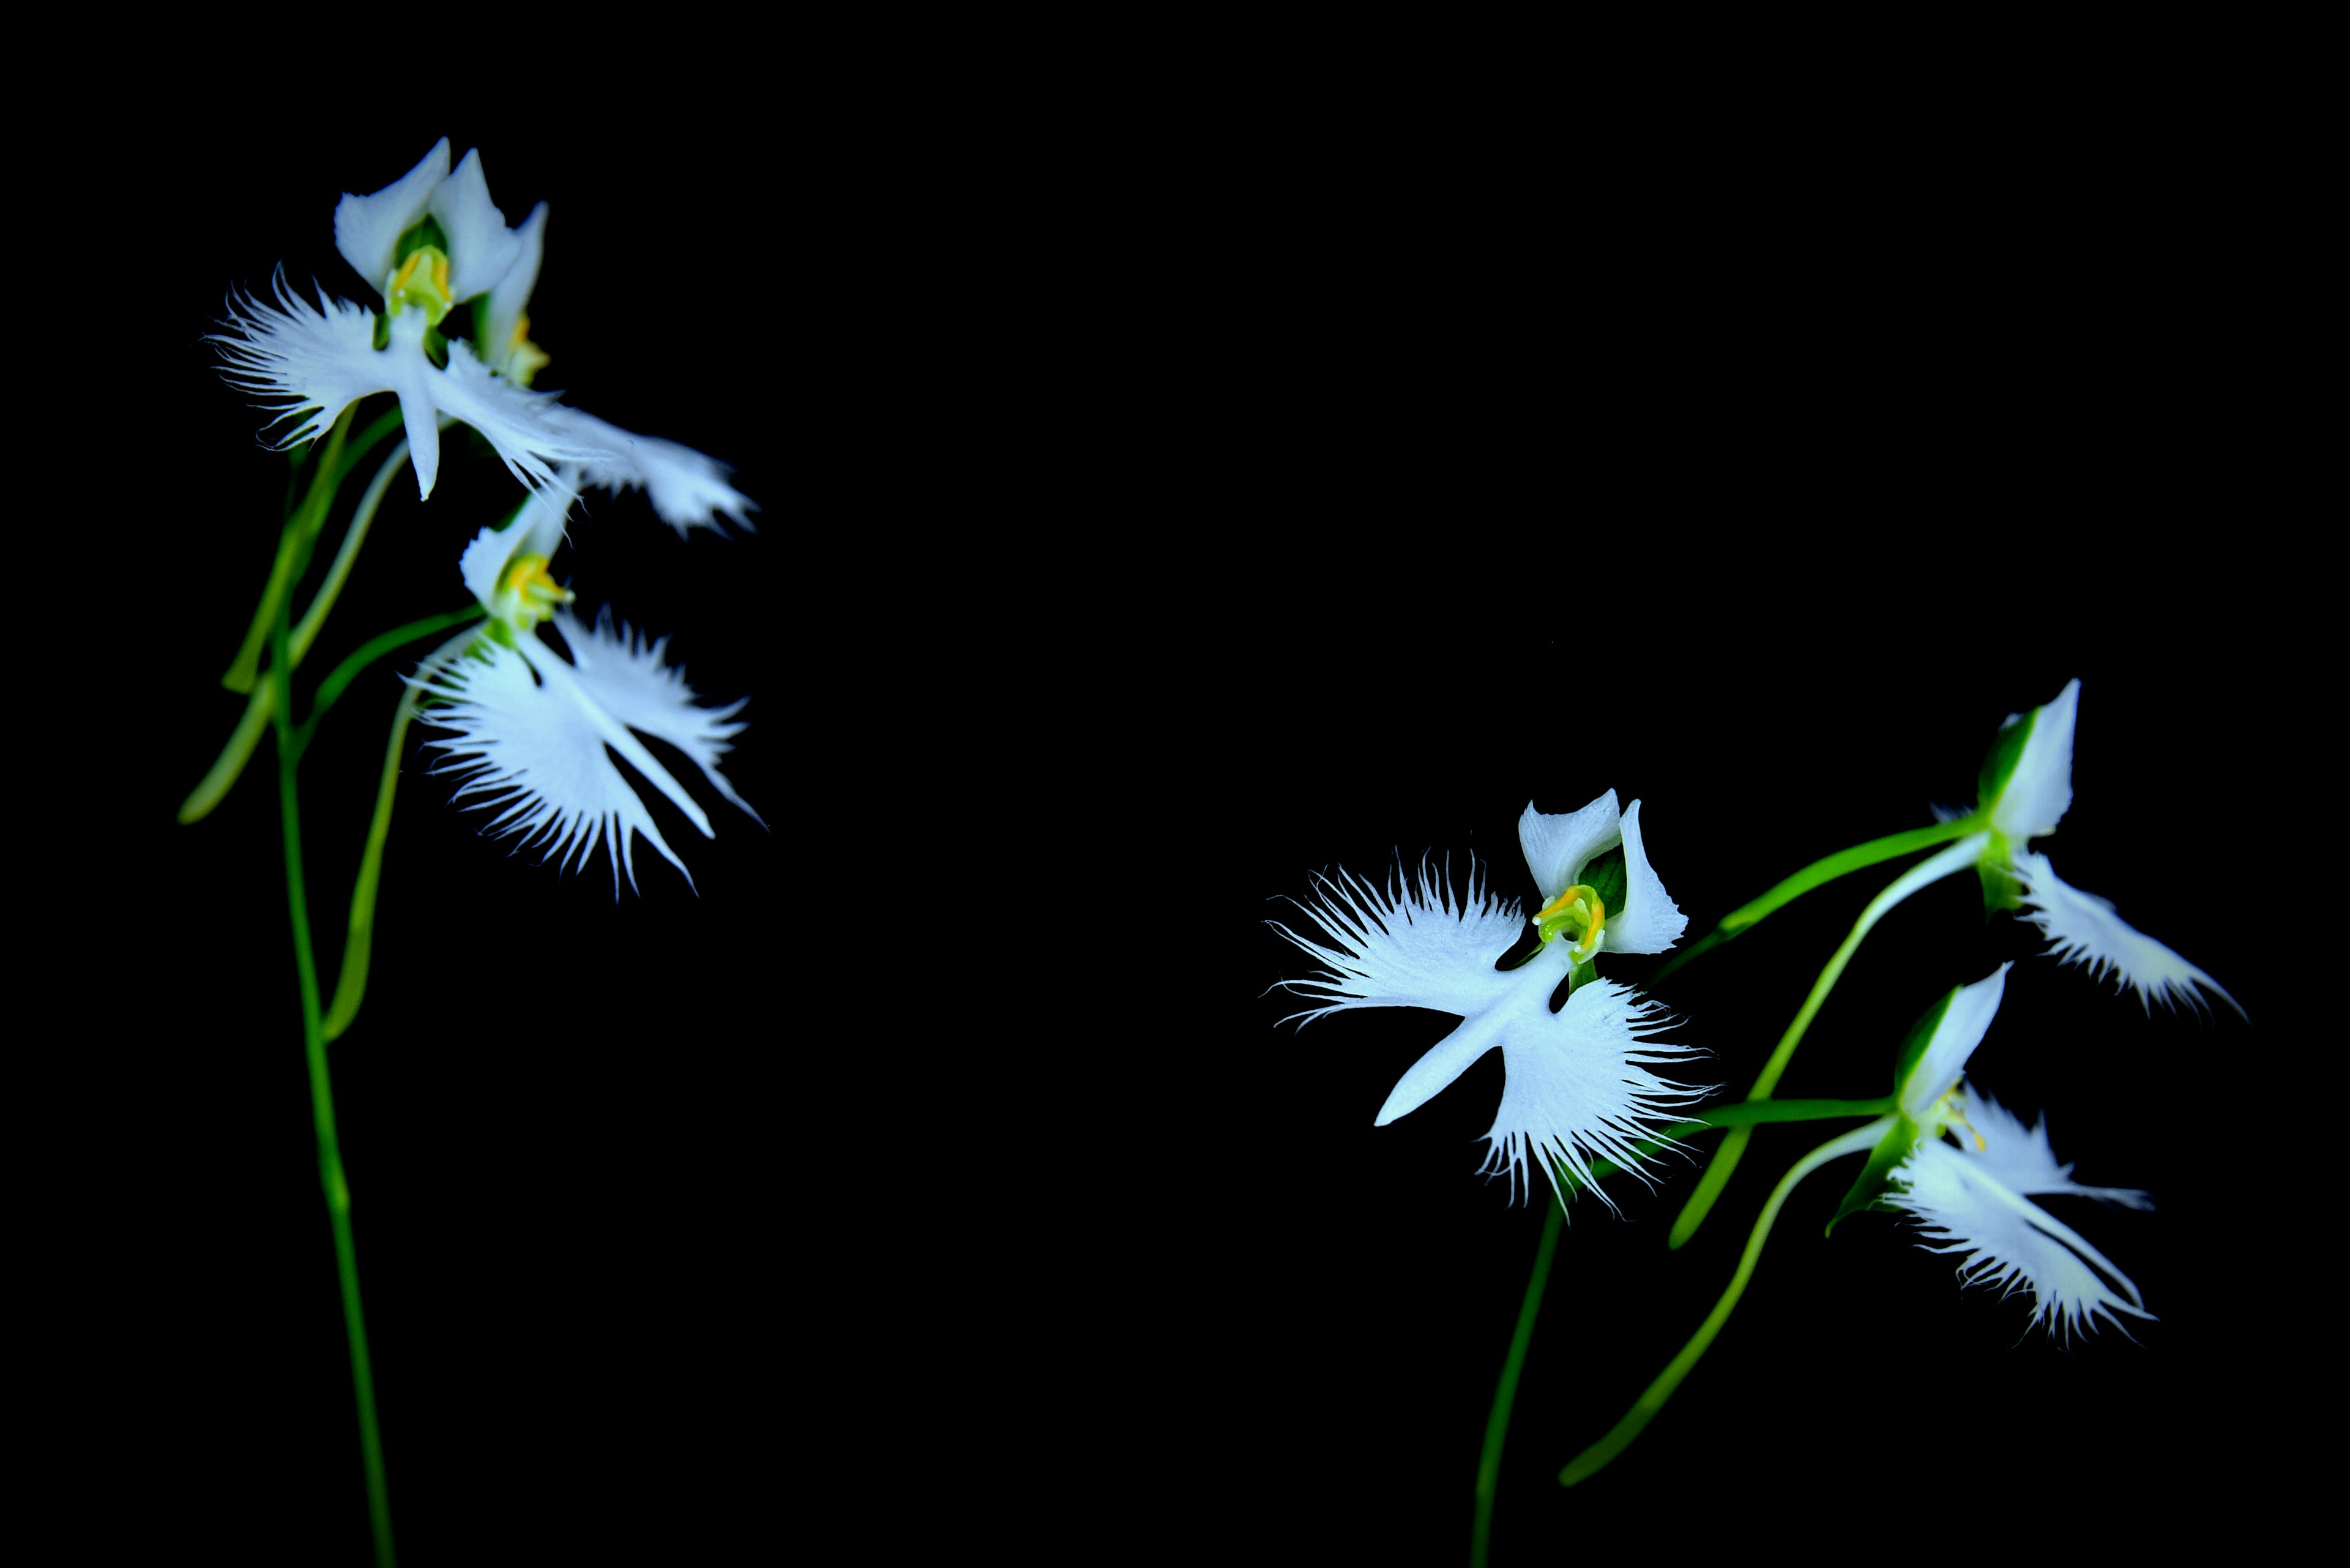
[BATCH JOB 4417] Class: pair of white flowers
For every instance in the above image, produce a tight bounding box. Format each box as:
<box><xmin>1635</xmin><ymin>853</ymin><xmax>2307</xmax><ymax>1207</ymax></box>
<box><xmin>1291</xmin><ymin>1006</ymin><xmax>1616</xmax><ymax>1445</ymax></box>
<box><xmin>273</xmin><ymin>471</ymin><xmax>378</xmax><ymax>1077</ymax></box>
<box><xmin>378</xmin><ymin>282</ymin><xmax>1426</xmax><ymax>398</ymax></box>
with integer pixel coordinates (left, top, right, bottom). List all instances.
<box><xmin>213</xmin><ymin>141</ymin><xmax>760</xmax><ymax>889</ymax></box>
<box><xmin>1274</xmin><ymin>681</ymin><xmax>2229</xmax><ymax>1331</ymax></box>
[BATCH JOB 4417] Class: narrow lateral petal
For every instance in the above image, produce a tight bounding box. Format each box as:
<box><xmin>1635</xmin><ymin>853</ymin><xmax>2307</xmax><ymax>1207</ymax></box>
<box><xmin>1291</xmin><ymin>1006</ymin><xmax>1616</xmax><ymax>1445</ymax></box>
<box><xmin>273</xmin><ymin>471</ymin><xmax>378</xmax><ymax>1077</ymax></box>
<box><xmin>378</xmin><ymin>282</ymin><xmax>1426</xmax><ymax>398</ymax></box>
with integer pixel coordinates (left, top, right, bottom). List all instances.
<box><xmin>411</xmin><ymin>637</ymin><xmax>689</xmax><ymax>896</ymax></box>
<box><xmin>1603</xmin><ymin>798</ymin><xmax>1688</xmax><ymax>955</ymax></box>
<box><xmin>1899</xmin><ymin>963</ymin><xmax>2010</xmax><ymax>1122</ymax></box>
<box><xmin>1517</xmin><ymin>791</ymin><xmax>1619</xmax><ymax>898</ymax></box>
<box><xmin>211</xmin><ymin>273</ymin><xmax>394</xmax><ymax>451</ymax></box>
<box><xmin>1268</xmin><ymin>856</ymin><xmax>1528</xmax><ymax>1027</ymax></box>
<box><xmin>1478</xmin><ymin>977</ymin><xmax>1710</xmax><ymax>1212</ymax></box>
<box><xmin>1958</xmin><ymin>1088</ymin><xmax>2152</xmax><ymax>1208</ymax></box>
<box><xmin>2011</xmin><ymin>851</ymin><xmax>2244</xmax><ymax>1017</ymax></box>
<box><xmin>334</xmin><ymin>139</ymin><xmax>450</xmax><ymax>296</ymax></box>
<box><xmin>1890</xmin><ymin>1137</ymin><xmax>2151</xmax><ymax>1340</ymax></box>
<box><xmin>428</xmin><ymin>147</ymin><xmax>523</xmax><ymax>302</ymax></box>
<box><xmin>1993</xmin><ymin>678</ymin><xmax>2079</xmax><ymax>842</ymax></box>
<box><xmin>554</xmin><ymin>608</ymin><xmax>758</xmax><ymax>824</ymax></box>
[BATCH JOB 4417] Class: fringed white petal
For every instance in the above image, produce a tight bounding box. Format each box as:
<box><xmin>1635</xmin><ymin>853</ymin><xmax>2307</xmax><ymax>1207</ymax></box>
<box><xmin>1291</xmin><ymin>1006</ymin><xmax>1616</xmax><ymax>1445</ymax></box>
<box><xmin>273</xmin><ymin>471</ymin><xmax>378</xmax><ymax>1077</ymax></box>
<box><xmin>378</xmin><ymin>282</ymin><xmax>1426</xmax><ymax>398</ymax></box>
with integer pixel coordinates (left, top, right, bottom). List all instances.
<box><xmin>2011</xmin><ymin>851</ymin><xmax>2244</xmax><ymax>1018</ymax></box>
<box><xmin>211</xmin><ymin>273</ymin><xmax>393</xmax><ymax>452</ymax></box>
<box><xmin>1890</xmin><ymin>1136</ymin><xmax>2152</xmax><ymax>1342</ymax></box>
<box><xmin>411</xmin><ymin>637</ymin><xmax>691</xmax><ymax>896</ymax></box>
<box><xmin>334</xmin><ymin>140</ymin><xmax>450</xmax><ymax>296</ymax></box>
<box><xmin>1993</xmin><ymin>678</ymin><xmax>2079</xmax><ymax>841</ymax></box>
<box><xmin>1956</xmin><ymin>1088</ymin><xmax>2152</xmax><ymax>1209</ymax></box>
<box><xmin>1899</xmin><ymin>964</ymin><xmax>2010</xmax><ymax>1122</ymax></box>
<box><xmin>1269</xmin><ymin>856</ymin><xmax>1526</xmax><ymax>1028</ymax></box>
<box><xmin>427</xmin><ymin>147</ymin><xmax>521</xmax><ymax>302</ymax></box>
<box><xmin>1605</xmin><ymin>798</ymin><xmax>1687</xmax><ymax>955</ymax></box>
<box><xmin>1517</xmin><ymin>791</ymin><xmax>1619</xmax><ymax>898</ymax></box>
<box><xmin>430</xmin><ymin>339</ymin><xmax>617</xmax><ymax>498</ymax></box>
<box><xmin>553</xmin><ymin>608</ymin><xmax>759</xmax><ymax>826</ymax></box>
<box><xmin>1477</xmin><ymin>978</ymin><xmax>1710</xmax><ymax>1214</ymax></box>
<box><xmin>480</xmin><ymin>201</ymin><xmax>547</xmax><ymax>378</ymax></box>
<box><xmin>543</xmin><ymin>405</ymin><xmax>756</xmax><ymax>534</ymax></box>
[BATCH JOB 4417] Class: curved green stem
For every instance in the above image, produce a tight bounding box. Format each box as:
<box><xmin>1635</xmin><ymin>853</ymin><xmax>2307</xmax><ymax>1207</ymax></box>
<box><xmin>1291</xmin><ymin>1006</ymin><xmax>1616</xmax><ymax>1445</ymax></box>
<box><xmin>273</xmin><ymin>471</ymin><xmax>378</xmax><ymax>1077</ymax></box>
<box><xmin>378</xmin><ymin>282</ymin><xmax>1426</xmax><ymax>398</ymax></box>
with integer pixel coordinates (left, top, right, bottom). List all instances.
<box><xmin>1646</xmin><ymin>816</ymin><xmax>1984</xmax><ymax>988</ymax></box>
<box><xmin>225</xmin><ymin>404</ymin><xmax>356</xmax><ymax>693</ymax></box>
<box><xmin>1559</xmin><ymin>1119</ymin><xmax>1888</xmax><ymax>1488</ymax></box>
<box><xmin>270</xmin><ymin>603</ymin><xmax>395</xmax><ymax>1565</ymax></box>
<box><xmin>291</xmin><ymin>440</ymin><xmax>411</xmax><ymax>669</ymax></box>
<box><xmin>177</xmin><ymin>681</ymin><xmax>275</xmax><ymax>824</ymax></box>
<box><xmin>1667</xmin><ymin>835</ymin><xmax>1986</xmax><ymax>1249</ymax></box>
<box><xmin>298</xmin><ymin>606</ymin><xmax>482</xmax><ymax>761</ymax></box>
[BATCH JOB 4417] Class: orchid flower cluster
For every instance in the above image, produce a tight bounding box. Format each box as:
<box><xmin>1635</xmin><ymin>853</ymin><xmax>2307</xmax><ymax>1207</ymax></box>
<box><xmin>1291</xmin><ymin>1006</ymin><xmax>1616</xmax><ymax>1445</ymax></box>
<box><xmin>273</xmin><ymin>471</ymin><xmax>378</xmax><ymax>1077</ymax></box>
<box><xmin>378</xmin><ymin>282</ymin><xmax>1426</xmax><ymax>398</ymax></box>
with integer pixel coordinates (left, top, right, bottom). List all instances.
<box><xmin>1270</xmin><ymin>680</ymin><xmax>2238</xmax><ymax>1560</ymax></box>
<box><xmin>181</xmin><ymin>141</ymin><xmax>759</xmax><ymax>1567</ymax></box>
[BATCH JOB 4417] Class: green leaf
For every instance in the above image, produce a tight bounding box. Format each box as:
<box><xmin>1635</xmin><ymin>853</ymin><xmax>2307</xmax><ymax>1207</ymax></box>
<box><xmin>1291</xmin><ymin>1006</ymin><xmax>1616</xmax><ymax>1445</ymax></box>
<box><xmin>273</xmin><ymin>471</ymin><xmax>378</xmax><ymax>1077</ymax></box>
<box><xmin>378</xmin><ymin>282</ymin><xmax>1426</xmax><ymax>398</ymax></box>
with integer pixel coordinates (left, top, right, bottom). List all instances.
<box><xmin>1827</xmin><ymin>1115</ymin><xmax>1918</xmax><ymax>1233</ymax></box>
<box><xmin>1975</xmin><ymin>709</ymin><xmax>2035</xmax><ymax>812</ymax></box>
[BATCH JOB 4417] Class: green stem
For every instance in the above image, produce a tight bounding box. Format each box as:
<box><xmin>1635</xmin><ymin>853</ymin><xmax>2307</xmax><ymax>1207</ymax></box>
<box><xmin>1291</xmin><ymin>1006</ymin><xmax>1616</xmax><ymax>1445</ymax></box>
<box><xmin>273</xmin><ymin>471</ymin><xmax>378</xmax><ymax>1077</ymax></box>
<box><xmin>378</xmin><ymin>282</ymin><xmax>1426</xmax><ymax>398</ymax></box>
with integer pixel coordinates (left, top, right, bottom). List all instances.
<box><xmin>1646</xmin><ymin>816</ymin><xmax>1984</xmax><ymax>988</ymax></box>
<box><xmin>1666</xmin><ymin>835</ymin><xmax>1985</xmax><ymax>1250</ymax></box>
<box><xmin>299</xmin><ymin>607</ymin><xmax>482</xmax><ymax>761</ymax></box>
<box><xmin>225</xmin><ymin>404</ymin><xmax>357</xmax><ymax>693</ymax></box>
<box><xmin>1472</xmin><ymin>1192</ymin><xmax>1564</xmax><ymax>1568</ymax></box>
<box><xmin>269</xmin><ymin>607</ymin><xmax>395</xmax><ymax>1566</ymax></box>
<box><xmin>177</xmin><ymin>681</ymin><xmax>275</xmax><ymax>824</ymax></box>
<box><xmin>291</xmin><ymin>440</ymin><xmax>412</xmax><ymax>670</ymax></box>
<box><xmin>1470</xmin><ymin>1094</ymin><xmax>1889</xmax><ymax>1560</ymax></box>
<box><xmin>1558</xmin><ymin>1119</ymin><xmax>1887</xmax><ymax>1487</ymax></box>
<box><xmin>321</xmin><ymin>621</ymin><xmax>480</xmax><ymax>1043</ymax></box>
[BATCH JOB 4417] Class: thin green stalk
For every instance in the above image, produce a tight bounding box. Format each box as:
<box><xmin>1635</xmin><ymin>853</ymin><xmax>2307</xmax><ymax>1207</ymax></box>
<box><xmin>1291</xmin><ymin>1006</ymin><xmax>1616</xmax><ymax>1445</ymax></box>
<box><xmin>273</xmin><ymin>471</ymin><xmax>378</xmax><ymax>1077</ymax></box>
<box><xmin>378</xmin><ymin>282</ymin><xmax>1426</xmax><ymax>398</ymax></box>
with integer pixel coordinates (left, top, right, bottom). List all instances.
<box><xmin>1646</xmin><ymin>816</ymin><xmax>1983</xmax><ymax>988</ymax></box>
<box><xmin>321</xmin><ymin>619</ymin><xmax>482</xmax><ymax>1042</ymax></box>
<box><xmin>1470</xmin><ymin>1094</ymin><xmax>1892</xmax><ymax>1562</ymax></box>
<box><xmin>299</xmin><ymin>606</ymin><xmax>482</xmax><ymax>760</ymax></box>
<box><xmin>1558</xmin><ymin>1119</ymin><xmax>1887</xmax><ymax>1487</ymax></box>
<box><xmin>269</xmin><ymin>608</ymin><xmax>395</xmax><ymax>1566</ymax></box>
<box><xmin>1667</xmin><ymin>835</ymin><xmax>1985</xmax><ymax>1249</ymax></box>
<box><xmin>225</xmin><ymin>404</ymin><xmax>357</xmax><ymax>693</ymax></box>
<box><xmin>291</xmin><ymin>440</ymin><xmax>411</xmax><ymax>668</ymax></box>
<box><xmin>177</xmin><ymin>682</ymin><xmax>275</xmax><ymax>824</ymax></box>
<box><xmin>1472</xmin><ymin>1192</ymin><xmax>1563</xmax><ymax>1568</ymax></box>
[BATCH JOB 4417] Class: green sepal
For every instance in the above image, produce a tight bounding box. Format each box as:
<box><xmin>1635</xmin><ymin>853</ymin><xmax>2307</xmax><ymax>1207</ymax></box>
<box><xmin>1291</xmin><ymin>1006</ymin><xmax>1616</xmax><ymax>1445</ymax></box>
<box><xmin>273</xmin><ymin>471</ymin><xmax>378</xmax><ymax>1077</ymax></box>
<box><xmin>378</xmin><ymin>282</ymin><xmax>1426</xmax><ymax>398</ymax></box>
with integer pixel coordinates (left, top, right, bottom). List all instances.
<box><xmin>1975</xmin><ymin>709</ymin><xmax>2035</xmax><ymax>813</ymax></box>
<box><xmin>1827</xmin><ymin>1114</ymin><xmax>1919</xmax><ymax>1233</ymax></box>
<box><xmin>1977</xmin><ymin>849</ymin><xmax>2023</xmax><ymax>915</ymax></box>
<box><xmin>371</xmin><ymin>310</ymin><xmax>389</xmax><ymax>351</ymax></box>
<box><xmin>1582</xmin><ymin>846</ymin><xmax>1628</xmax><ymax>923</ymax></box>
<box><xmin>422</xmin><ymin>325</ymin><xmax>449</xmax><ymax>369</ymax></box>
<box><xmin>394</xmin><ymin>214</ymin><xmax>451</xmax><ymax>267</ymax></box>
<box><xmin>471</xmin><ymin>294</ymin><xmax>492</xmax><ymax>346</ymax></box>
<box><xmin>1889</xmin><ymin>988</ymin><xmax>1956</xmax><ymax>1100</ymax></box>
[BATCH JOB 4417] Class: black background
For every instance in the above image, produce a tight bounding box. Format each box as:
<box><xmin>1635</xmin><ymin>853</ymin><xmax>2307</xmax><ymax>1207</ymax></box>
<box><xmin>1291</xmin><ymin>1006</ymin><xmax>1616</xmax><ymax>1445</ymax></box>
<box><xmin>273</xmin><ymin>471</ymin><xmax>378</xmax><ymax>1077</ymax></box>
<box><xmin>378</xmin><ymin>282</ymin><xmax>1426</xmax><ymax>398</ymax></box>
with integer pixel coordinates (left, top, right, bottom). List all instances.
<box><xmin>64</xmin><ymin>51</ymin><xmax>2308</xmax><ymax>1565</ymax></box>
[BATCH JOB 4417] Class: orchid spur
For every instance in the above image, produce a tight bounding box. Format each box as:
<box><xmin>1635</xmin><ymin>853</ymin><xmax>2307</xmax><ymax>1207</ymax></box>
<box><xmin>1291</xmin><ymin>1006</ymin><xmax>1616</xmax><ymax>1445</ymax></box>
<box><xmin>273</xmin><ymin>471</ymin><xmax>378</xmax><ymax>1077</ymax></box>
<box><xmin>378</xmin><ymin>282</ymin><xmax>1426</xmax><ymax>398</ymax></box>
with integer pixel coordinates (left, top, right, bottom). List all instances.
<box><xmin>1272</xmin><ymin>792</ymin><xmax>1705</xmax><ymax>1209</ymax></box>
<box><xmin>410</xmin><ymin>483</ymin><xmax>761</xmax><ymax>894</ymax></box>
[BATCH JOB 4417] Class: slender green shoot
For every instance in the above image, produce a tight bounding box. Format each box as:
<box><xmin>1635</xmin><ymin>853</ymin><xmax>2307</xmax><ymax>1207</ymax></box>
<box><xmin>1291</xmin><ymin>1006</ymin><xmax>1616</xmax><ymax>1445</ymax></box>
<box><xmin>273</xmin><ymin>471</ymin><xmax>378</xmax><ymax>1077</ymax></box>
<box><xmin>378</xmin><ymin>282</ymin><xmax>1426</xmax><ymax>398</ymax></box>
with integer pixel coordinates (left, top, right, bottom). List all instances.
<box><xmin>291</xmin><ymin>440</ymin><xmax>412</xmax><ymax>668</ymax></box>
<box><xmin>297</xmin><ymin>606</ymin><xmax>482</xmax><ymax>761</ymax></box>
<box><xmin>178</xmin><ymin>682</ymin><xmax>276</xmax><ymax>824</ymax></box>
<box><xmin>1559</xmin><ymin>1119</ymin><xmax>1887</xmax><ymax>1488</ymax></box>
<box><xmin>270</xmin><ymin>603</ymin><xmax>395</xmax><ymax>1565</ymax></box>
<box><xmin>1471</xmin><ymin>1095</ymin><xmax>1892</xmax><ymax>1562</ymax></box>
<box><xmin>1645</xmin><ymin>815</ymin><xmax>1984</xmax><ymax>988</ymax></box>
<box><xmin>225</xmin><ymin>404</ymin><xmax>357</xmax><ymax>693</ymax></box>
<box><xmin>1667</xmin><ymin>835</ymin><xmax>1985</xmax><ymax>1249</ymax></box>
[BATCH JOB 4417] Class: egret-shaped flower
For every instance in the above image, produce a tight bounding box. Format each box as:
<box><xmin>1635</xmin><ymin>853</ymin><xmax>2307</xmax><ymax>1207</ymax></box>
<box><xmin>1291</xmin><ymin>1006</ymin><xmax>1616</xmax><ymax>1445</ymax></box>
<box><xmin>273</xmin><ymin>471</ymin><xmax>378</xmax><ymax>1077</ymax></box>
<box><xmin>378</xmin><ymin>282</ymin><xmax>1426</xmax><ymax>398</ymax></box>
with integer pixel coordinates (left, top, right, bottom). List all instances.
<box><xmin>1968</xmin><ymin>680</ymin><xmax>2241</xmax><ymax>1016</ymax></box>
<box><xmin>1832</xmin><ymin>963</ymin><xmax>2153</xmax><ymax>1340</ymax></box>
<box><xmin>410</xmin><ymin>485</ymin><xmax>760</xmax><ymax>892</ymax></box>
<box><xmin>211</xmin><ymin>138</ymin><xmax>620</xmax><ymax>500</ymax></box>
<box><xmin>1272</xmin><ymin>793</ymin><xmax>1706</xmax><ymax>1208</ymax></box>
<box><xmin>475</xmin><ymin>203</ymin><xmax>756</xmax><ymax>535</ymax></box>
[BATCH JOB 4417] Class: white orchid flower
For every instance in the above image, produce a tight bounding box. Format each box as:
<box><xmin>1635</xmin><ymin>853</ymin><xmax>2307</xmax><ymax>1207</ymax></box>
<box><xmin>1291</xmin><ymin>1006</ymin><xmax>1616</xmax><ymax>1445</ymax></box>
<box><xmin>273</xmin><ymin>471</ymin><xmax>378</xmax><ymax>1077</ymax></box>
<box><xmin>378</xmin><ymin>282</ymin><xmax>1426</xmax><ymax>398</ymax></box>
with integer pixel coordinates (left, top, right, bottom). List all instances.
<box><xmin>211</xmin><ymin>139</ymin><xmax>621</xmax><ymax>501</ymax></box>
<box><xmin>1272</xmin><ymin>793</ymin><xmax>1706</xmax><ymax>1209</ymax></box>
<box><xmin>409</xmin><ymin>485</ymin><xmax>760</xmax><ymax>893</ymax></box>
<box><xmin>474</xmin><ymin>203</ymin><xmax>756</xmax><ymax>536</ymax></box>
<box><xmin>1968</xmin><ymin>680</ymin><xmax>2241</xmax><ymax>1016</ymax></box>
<box><xmin>1833</xmin><ymin>964</ymin><xmax>2153</xmax><ymax>1340</ymax></box>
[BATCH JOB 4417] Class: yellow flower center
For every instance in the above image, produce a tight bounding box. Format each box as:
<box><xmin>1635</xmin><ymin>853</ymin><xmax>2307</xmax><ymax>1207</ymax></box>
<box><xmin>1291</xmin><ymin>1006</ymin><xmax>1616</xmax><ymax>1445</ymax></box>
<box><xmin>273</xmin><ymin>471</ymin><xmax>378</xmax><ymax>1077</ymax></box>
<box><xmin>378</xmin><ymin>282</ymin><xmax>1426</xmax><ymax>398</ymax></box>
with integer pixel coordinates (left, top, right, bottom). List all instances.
<box><xmin>1534</xmin><ymin>883</ymin><xmax>1607</xmax><ymax>963</ymax></box>
<box><xmin>1933</xmin><ymin>1088</ymin><xmax>1988</xmax><ymax>1152</ymax></box>
<box><xmin>496</xmin><ymin>552</ymin><xmax>572</xmax><ymax>627</ymax></box>
<box><xmin>505</xmin><ymin>312</ymin><xmax>551</xmax><ymax>387</ymax></box>
<box><xmin>386</xmin><ymin>245</ymin><xmax>455</xmax><ymax>326</ymax></box>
